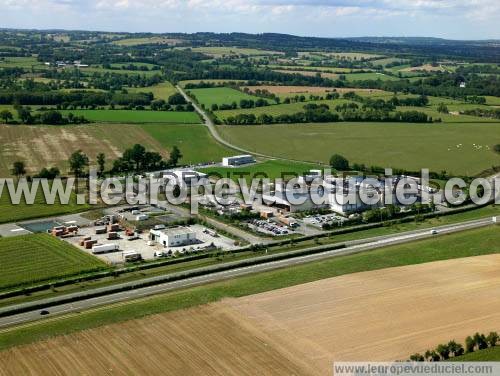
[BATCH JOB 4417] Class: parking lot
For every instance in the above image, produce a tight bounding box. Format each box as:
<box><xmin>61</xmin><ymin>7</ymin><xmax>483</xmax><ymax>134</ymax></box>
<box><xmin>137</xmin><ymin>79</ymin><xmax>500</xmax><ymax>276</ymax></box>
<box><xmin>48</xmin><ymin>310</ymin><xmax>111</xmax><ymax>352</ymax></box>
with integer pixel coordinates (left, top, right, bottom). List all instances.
<box><xmin>246</xmin><ymin>219</ymin><xmax>296</xmax><ymax>237</ymax></box>
<box><xmin>303</xmin><ymin>213</ymin><xmax>347</xmax><ymax>228</ymax></box>
<box><xmin>64</xmin><ymin>223</ymin><xmax>237</xmax><ymax>265</ymax></box>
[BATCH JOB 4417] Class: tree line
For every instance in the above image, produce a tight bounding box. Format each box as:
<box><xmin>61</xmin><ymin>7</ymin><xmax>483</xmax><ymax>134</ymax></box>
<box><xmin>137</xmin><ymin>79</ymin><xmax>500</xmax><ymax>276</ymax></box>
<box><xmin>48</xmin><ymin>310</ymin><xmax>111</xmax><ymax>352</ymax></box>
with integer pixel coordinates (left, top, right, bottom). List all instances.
<box><xmin>409</xmin><ymin>331</ymin><xmax>499</xmax><ymax>361</ymax></box>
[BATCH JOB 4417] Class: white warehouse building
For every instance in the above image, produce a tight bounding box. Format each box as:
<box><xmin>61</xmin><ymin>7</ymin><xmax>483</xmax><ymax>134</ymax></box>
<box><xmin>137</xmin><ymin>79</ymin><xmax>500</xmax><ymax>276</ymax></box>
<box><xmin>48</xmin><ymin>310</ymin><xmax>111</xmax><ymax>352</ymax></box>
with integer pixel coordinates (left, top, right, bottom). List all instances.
<box><xmin>222</xmin><ymin>155</ymin><xmax>256</xmax><ymax>167</ymax></box>
<box><xmin>149</xmin><ymin>227</ymin><xmax>197</xmax><ymax>247</ymax></box>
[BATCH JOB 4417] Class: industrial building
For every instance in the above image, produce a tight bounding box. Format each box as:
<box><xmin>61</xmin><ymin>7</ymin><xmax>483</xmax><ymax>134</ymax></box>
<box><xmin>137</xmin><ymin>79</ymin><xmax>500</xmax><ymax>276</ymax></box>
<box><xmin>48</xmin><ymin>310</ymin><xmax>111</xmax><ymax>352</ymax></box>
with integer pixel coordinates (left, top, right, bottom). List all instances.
<box><xmin>222</xmin><ymin>155</ymin><xmax>256</xmax><ymax>167</ymax></box>
<box><xmin>149</xmin><ymin>227</ymin><xmax>197</xmax><ymax>247</ymax></box>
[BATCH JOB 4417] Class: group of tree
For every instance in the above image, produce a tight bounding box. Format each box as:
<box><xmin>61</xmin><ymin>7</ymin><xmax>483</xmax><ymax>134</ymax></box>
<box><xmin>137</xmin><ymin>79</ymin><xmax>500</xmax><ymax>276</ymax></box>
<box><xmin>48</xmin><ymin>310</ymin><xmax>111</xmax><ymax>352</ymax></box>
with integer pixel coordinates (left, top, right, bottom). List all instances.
<box><xmin>150</xmin><ymin>99</ymin><xmax>194</xmax><ymax>112</ymax></box>
<box><xmin>223</xmin><ymin>106</ymin><xmax>433</xmax><ymax>125</ymax></box>
<box><xmin>3</xmin><ymin>106</ymin><xmax>89</xmax><ymax>125</ymax></box>
<box><xmin>409</xmin><ymin>331</ymin><xmax>499</xmax><ymax>362</ymax></box>
<box><xmin>111</xmin><ymin>144</ymin><xmax>182</xmax><ymax>174</ymax></box>
<box><xmin>462</xmin><ymin>108</ymin><xmax>500</xmax><ymax>119</ymax></box>
<box><xmin>0</xmin><ymin>90</ymin><xmax>153</xmax><ymax>107</ymax></box>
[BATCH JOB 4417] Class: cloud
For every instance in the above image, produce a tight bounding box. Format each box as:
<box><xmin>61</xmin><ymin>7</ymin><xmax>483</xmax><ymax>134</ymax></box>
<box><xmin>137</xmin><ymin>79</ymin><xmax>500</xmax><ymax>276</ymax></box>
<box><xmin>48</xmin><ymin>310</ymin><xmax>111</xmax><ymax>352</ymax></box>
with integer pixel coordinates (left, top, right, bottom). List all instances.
<box><xmin>0</xmin><ymin>0</ymin><xmax>498</xmax><ymax>38</ymax></box>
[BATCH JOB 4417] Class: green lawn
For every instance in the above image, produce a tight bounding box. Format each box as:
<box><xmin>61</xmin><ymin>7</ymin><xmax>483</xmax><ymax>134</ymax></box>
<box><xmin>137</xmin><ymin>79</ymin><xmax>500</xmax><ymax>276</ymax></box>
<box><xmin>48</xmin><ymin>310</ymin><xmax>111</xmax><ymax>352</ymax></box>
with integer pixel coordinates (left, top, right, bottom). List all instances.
<box><xmin>140</xmin><ymin>123</ymin><xmax>234</xmax><ymax>164</ymax></box>
<box><xmin>0</xmin><ymin>188</ymin><xmax>90</xmax><ymax>224</ymax></box>
<box><xmin>217</xmin><ymin>122</ymin><xmax>500</xmax><ymax>175</ymax></box>
<box><xmin>200</xmin><ymin>160</ymin><xmax>324</xmax><ymax>182</ymax></box>
<box><xmin>188</xmin><ymin>87</ymin><xmax>270</xmax><ymax>108</ymax></box>
<box><xmin>59</xmin><ymin>110</ymin><xmax>200</xmax><ymax>124</ymax></box>
<box><xmin>0</xmin><ymin>234</ymin><xmax>108</xmax><ymax>292</ymax></box>
<box><xmin>0</xmin><ymin>225</ymin><xmax>498</xmax><ymax>350</ymax></box>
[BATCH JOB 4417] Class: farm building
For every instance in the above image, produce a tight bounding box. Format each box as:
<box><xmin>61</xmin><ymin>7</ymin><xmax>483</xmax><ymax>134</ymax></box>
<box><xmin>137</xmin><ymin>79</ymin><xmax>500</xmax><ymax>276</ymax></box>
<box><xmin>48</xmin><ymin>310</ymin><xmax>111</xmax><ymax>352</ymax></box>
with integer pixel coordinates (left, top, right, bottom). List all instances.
<box><xmin>149</xmin><ymin>227</ymin><xmax>197</xmax><ymax>247</ymax></box>
<box><xmin>222</xmin><ymin>155</ymin><xmax>256</xmax><ymax>167</ymax></box>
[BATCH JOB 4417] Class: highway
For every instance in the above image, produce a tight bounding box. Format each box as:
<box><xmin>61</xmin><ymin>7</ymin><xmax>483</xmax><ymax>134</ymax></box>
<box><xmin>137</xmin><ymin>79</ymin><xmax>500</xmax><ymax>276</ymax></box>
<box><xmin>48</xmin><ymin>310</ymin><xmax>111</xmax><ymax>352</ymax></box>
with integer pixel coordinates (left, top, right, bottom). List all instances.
<box><xmin>0</xmin><ymin>215</ymin><xmax>495</xmax><ymax>330</ymax></box>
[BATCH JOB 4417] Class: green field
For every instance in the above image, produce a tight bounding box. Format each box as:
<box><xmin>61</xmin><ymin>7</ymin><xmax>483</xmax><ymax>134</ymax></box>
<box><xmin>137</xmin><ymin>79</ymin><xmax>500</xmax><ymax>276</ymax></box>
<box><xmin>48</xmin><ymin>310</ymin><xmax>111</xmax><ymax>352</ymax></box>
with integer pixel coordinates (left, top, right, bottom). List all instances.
<box><xmin>0</xmin><ymin>234</ymin><xmax>107</xmax><ymax>291</ymax></box>
<box><xmin>0</xmin><ymin>56</ymin><xmax>46</xmax><ymax>69</ymax></box>
<box><xmin>59</xmin><ymin>110</ymin><xmax>200</xmax><ymax>124</ymax></box>
<box><xmin>200</xmin><ymin>160</ymin><xmax>323</xmax><ymax>182</ymax></box>
<box><xmin>215</xmin><ymin>99</ymin><xmax>351</xmax><ymax>120</ymax></box>
<box><xmin>127</xmin><ymin>81</ymin><xmax>177</xmax><ymax>100</ymax></box>
<box><xmin>0</xmin><ymin>186</ymin><xmax>91</xmax><ymax>224</ymax></box>
<box><xmin>0</xmin><ymin>225</ymin><xmax>498</xmax><ymax>350</ymax></box>
<box><xmin>217</xmin><ymin>122</ymin><xmax>500</xmax><ymax>175</ymax></box>
<box><xmin>343</xmin><ymin>72</ymin><xmax>400</xmax><ymax>81</ymax></box>
<box><xmin>188</xmin><ymin>87</ymin><xmax>270</xmax><ymax>108</ymax></box>
<box><xmin>140</xmin><ymin>123</ymin><xmax>234</xmax><ymax>164</ymax></box>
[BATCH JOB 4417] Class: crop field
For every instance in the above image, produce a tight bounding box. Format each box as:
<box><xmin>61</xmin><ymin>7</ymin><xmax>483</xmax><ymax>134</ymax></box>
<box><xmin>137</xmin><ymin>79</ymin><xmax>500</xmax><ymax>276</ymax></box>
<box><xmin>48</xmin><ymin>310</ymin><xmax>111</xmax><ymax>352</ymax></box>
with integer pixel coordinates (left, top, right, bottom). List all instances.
<box><xmin>244</xmin><ymin>85</ymin><xmax>384</xmax><ymax>97</ymax></box>
<box><xmin>228</xmin><ymin>253</ymin><xmax>500</xmax><ymax>370</ymax></box>
<box><xmin>59</xmin><ymin>109</ymin><xmax>200</xmax><ymax>124</ymax></box>
<box><xmin>0</xmin><ymin>304</ymin><xmax>312</xmax><ymax>376</ymax></box>
<box><xmin>0</xmin><ymin>56</ymin><xmax>46</xmax><ymax>69</ymax></box>
<box><xmin>0</xmin><ymin>124</ymin><xmax>166</xmax><ymax>176</ymax></box>
<box><xmin>0</xmin><ymin>234</ymin><xmax>107</xmax><ymax>291</ymax></box>
<box><xmin>264</xmin><ymin>65</ymin><xmax>368</xmax><ymax>73</ymax></box>
<box><xmin>112</xmin><ymin>36</ymin><xmax>182</xmax><ymax>46</ymax></box>
<box><xmin>190</xmin><ymin>46</ymin><xmax>283</xmax><ymax>57</ymax></box>
<box><xmin>0</xmin><ymin>225</ymin><xmax>498</xmax><ymax>352</ymax></box>
<box><xmin>78</xmin><ymin>66</ymin><xmax>161</xmax><ymax>76</ymax></box>
<box><xmin>217</xmin><ymin>122</ymin><xmax>500</xmax><ymax>174</ymax></box>
<box><xmin>126</xmin><ymin>81</ymin><xmax>177</xmax><ymax>99</ymax></box>
<box><xmin>272</xmin><ymin>69</ymin><xmax>339</xmax><ymax>79</ymax></box>
<box><xmin>188</xmin><ymin>87</ymin><xmax>270</xmax><ymax>108</ymax></box>
<box><xmin>200</xmin><ymin>160</ymin><xmax>323</xmax><ymax>182</ymax></box>
<box><xmin>215</xmin><ymin>99</ymin><xmax>352</xmax><ymax>120</ymax></box>
<box><xmin>401</xmin><ymin>64</ymin><xmax>447</xmax><ymax>72</ymax></box>
<box><xmin>140</xmin><ymin>123</ymin><xmax>234</xmax><ymax>164</ymax></box>
<box><xmin>3</xmin><ymin>251</ymin><xmax>499</xmax><ymax>373</ymax></box>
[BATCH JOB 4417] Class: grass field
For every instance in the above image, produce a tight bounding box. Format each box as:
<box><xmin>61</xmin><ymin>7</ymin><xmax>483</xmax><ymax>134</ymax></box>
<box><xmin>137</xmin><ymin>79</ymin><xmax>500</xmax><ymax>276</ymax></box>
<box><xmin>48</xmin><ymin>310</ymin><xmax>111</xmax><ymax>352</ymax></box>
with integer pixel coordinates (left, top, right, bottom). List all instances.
<box><xmin>0</xmin><ymin>187</ymin><xmax>90</xmax><ymax>224</ymax></box>
<box><xmin>59</xmin><ymin>109</ymin><xmax>200</xmax><ymax>124</ymax></box>
<box><xmin>126</xmin><ymin>81</ymin><xmax>177</xmax><ymax>99</ymax></box>
<box><xmin>188</xmin><ymin>87</ymin><xmax>270</xmax><ymax>108</ymax></box>
<box><xmin>217</xmin><ymin>122</ymin><xmax>500</xmax><ymax>175</ymax></box>
<box><xmin>0</xmin><ymin>124</ymin><xmax>166</xmax><ymax>176</ymax></box>
<box><xmin>200</xmin><ymin>160</ymin><xmax>323</xmax><ymax>182</ymax></box>
<box><xmin>0</xmin><ymin>225</ymin><xmax>498</xmax><ymax>352</ymax></box>
<box><xmin>140</xmin><ymin>123</ymin><xmax>234</xmax><ymax>164</ymax></box>
<box><xmin>0</xmin><ymin>234</ymin><xmax>107</xmax><ymax>291</ymax></box>
<box><xmin>215</xmin><ymin>99</ymin><xmax>352</xmax><ymax>120</ymax></box>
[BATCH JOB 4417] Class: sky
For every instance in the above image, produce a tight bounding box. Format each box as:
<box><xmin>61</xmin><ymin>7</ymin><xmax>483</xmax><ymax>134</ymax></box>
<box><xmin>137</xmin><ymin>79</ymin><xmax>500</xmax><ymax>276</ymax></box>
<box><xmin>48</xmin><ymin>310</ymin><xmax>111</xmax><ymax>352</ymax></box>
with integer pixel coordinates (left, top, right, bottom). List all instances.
<box><xmin>1</xmin><ymin>0</ymin><xmax>499</xmax><ymax>40</ymax></box>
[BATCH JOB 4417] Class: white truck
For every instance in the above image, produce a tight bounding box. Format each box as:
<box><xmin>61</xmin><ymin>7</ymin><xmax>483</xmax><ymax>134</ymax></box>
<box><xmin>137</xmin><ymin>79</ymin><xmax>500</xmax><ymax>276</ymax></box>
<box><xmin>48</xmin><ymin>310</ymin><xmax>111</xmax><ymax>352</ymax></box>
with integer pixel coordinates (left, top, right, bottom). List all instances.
<box><xmin>92</xmin><ymin>243</ymin><xmax>119</xmax><ymax>254</ymax></box>
<box><xmin>123</xmin><ymin>250</ymin><xmax>142</xmax><ymax>262</ymax></box>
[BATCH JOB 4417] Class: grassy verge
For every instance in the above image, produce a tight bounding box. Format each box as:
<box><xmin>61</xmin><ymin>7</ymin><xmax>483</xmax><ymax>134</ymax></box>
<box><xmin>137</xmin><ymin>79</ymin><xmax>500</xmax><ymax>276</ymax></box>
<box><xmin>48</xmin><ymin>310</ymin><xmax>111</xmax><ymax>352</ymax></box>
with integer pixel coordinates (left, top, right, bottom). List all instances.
<box><xmin>0</xmin><ymin>225</ymin><xmax>498</xmax><ymax>350</ymax></box>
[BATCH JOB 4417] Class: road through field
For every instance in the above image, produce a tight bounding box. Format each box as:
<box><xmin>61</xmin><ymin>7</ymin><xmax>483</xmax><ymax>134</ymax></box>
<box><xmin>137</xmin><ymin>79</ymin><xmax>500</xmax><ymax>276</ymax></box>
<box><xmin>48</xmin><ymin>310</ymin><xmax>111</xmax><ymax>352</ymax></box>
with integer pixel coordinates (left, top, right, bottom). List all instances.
<box><xmin>1</xmin><ymin>254</ymin><xmax>499</xmax><ymax>375</ymax></box>
<box><xmin>177</xmin><ymin>85</ymin><xmax>325</xmax><ymax>165</ymax></box>
<box><xmin>0</xmin><ymin>216</ymin><xmax>494</xmax><ymax>330</ymax></box>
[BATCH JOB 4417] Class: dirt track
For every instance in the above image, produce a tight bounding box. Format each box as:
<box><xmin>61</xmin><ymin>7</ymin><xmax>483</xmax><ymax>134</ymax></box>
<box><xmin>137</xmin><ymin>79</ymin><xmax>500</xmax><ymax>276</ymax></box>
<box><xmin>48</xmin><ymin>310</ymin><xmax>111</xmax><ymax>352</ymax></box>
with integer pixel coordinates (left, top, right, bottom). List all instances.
<box><xmin>1</xmin><ymin>255</ymin><xmax>499</xmax><ymax>375</ymax></box>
